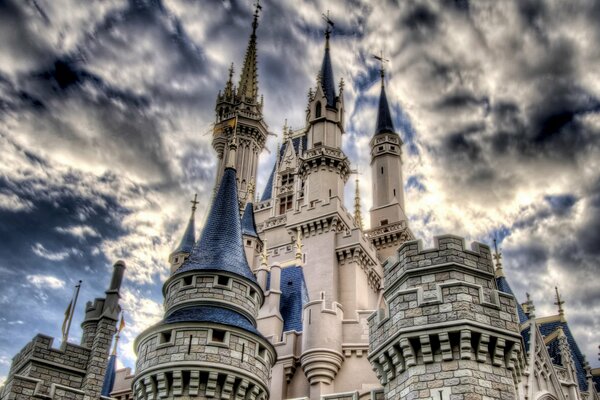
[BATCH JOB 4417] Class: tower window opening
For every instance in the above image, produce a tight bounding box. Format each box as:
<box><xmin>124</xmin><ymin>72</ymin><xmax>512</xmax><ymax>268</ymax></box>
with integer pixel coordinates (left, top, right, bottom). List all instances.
<box><xmin>390</xmin><ymin>145</ymin><xmax>396</xmax><ymax>151</ymax></box>
<box><xmin>315</xmin><ymin>101</ymin><xmax>322</xmax><ymax>118</ymax></box>
<box><xmin>329</xmin><ymin>189</ymin><xmax>332</xmax><ymax>197</ymax></box>
<box><xmin>183</xmin><ymin>276</ymin><xmax>193</xmax><ymax>286</ymax></box>
<box><xmin>211</xmin><ymin>329</ymin><xmax>226</xmax><ymax>343</ymax></box>
<box><xmin>217</xmin><ymin>275</ymin><xmax>230</xmax><ymax>286</ymax></box>
<box><xmin>393</xmin><ymin>189</ymin><xmax>396</xmax><ymax>197</ymax></box>
<box><xmin>258</xmin><ymin>345</ymin><xmax>267</xmax><ymax>360</ymax></box>
<box><xmin>246</xmin><ymin>240</ymin><xmax>252</xmax><ymax>246</ymax></box>
<box><xmin>381</xmin><ymin>167</ymin><xmax>384</xmax><ymax>175</ymax></box>
<box><xmin>379</xmin><ymin>146</ymin><xmax>384</xmax><ymax>151</ymax></box>
<box><xmin>187</xmin><ymin>335</ymin><xmax>193</xmax><ymax>354</ymax></box>
<box><xmin>279</xmin><ymin>195</ymin><xmax>293</xmax><ymax>214</ymax></box>
<box><xmin>159</xmin><ymin>331</ymin><xmax>172</xmax><ymax>344</ymax></box>
<box><xmin>380</xmin><ymin>219</ymin><xmax>389</xmax><ymax>226</ymax></box>
<box><xmin>281</xmin><ymin>173</ymin><xmax>293</xmax><ymax>186</ymax></box>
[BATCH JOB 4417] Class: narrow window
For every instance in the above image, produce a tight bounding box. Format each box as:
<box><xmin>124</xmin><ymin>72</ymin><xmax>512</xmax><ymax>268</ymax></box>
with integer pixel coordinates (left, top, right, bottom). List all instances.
<box><xmin>379</xmin><ymin>146</ymin><xmax>384</xmax><ymax>151</ymax></box>
<box><xmin>242</xmin><ymin>343</ymin><xmax>245</xmax><ymax>361</ymax></box>
<box><xmin>187</xmin><ymin>335</ymin><xmax>192</xmax><ymax>354</ymax></box>
<box><xmin>246</xmin><ymin>240</ymin><xmax>252</xmax><ymax>246</ymax></box>
<box><xmin>380</xmin><ymin>219</ymin><xmax>388</xmax><ymax>226</ymax></box>
<box><xmin>315</xmin><ymin>101</ymin><xmax>322</xmax><ymax>118</ymax></box>
<box><xmin>329</xmin><ymin>189</ymin><xmax>332</xmax><ymax>197</ymax></box>
<box><xmin>381</xmin><ymin>167</ymin><xmax>384</xmax><ymax>174</ymax></box>
<box><xmin>393</xmin><ymin>189</ymin><xmax>396</xmax><ymax>197</ymax></box>
<box><xmin>308</xmin><ymin>309</ymin><xmax>312</xmax><ymax>324</ymax></box>
<box><xmin>160</xmin><ymin>331</ymin><xmax>172</xmax><ymax>344</ymax></box>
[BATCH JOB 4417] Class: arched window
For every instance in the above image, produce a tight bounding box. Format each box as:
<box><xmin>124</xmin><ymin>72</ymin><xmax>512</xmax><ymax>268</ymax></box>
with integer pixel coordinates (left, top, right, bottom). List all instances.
<box><xmin>381</xmin><ymin>167</ymin><xmax>384</xmax><ymax>175</ymax></box>
<box><xmin>315</xmin><ymin>101</ymin><xmax>322</xmax><ymax>118</ymax></box>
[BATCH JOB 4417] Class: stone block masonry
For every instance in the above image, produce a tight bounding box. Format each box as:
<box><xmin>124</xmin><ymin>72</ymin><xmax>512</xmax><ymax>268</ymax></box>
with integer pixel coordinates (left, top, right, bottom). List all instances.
<box><xmin>368</xmin><ymin>235</ymin><xmax>524</xmax><ymax>400</ymax></box>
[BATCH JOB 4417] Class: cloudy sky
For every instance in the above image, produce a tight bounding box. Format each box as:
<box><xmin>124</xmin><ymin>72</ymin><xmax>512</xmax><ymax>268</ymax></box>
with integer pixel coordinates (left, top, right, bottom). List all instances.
<box><xmin>1</xmin><ymin>0</ymin><xmax>599</xmax><ymax>383</ymax></box>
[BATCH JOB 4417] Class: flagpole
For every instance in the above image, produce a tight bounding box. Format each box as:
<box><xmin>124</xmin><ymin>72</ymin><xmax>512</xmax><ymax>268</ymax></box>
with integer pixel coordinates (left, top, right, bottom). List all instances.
<box><xmin>64</xmin><ymin>280</ymin><xmax>82</xmax><ymax>343</ymax></box>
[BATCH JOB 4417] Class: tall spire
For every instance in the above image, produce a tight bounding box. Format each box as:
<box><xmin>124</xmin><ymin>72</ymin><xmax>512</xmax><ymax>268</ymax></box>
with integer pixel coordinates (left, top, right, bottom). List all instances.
<box><xmin>238</xmin><ymin>1</ymin><xmax>261</xmax><ymax>102</ymax></box>
<box><xmin>172</xmin><ymin>194</ymin><xmax>198</xmax><ymax>255</ymax></box>
<box><xmin>354</xmin><ymin>178</ymin><xmax>363</xmax><ymax>230</ymax></box>
<box><xmin>318</xmin><ymin>11</ymin><xmax>336</xmax><ymax>107</ymax></box>
<box><xmin>373</xmin><ymin>52</ymin><xmax>395</xmax><ymax>135</ymax></box>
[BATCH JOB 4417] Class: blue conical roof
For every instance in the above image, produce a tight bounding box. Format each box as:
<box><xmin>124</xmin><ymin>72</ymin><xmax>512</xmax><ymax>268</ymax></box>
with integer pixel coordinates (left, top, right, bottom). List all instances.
<box><xmin>496</xmin><ymin>276</ymin><xmax>529</xmax><ymax>324</ymax></box>
<box><xmin>241</xmin><ymin>201</ymin><xmax>259</xmax><ymax>238</ymax></box>
<box><xmin>375</xmin><ymin>82</ymin><xmax>395</xmax><ymax>135</ymax></box>
<box><xmin>172</xmin><ymin>207</ymin><xmax>196</xmax><ymax>255</ymax></box>
<box><xmin>175</xmin><ymin>168</ymin><xmax>256</xmax><ymax>281</ymax></box>
<box><xmin>319</xmin><ymin>40</ymin><xmax>337</xmax><ymax>108</ymax></box>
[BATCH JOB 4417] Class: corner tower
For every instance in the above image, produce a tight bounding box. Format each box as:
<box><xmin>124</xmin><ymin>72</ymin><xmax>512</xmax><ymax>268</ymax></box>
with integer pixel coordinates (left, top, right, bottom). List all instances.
<box><xmin>212</xmin><ymin>3</ymin><xmax>269</xmax><ymax>203</ymax></box>
<box><xmin>168</xmin><ymin>195</ymin><xmax>197</xmax><ymax>273</ymax></box>
<box><xmin>132</xmin><ymin>141</ymin><xmax>276</xmax><ymax>399</ymax></box>
<box><xmin>367</xmin><ymin>66</ymin><xmax>412</xmax><ymax>261</ymax></box>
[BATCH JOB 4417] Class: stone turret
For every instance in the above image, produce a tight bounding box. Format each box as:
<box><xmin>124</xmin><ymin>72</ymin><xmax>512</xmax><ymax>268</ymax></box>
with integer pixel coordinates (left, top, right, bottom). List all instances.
<box><xmin>132</xmin><ymin>138</ymin><xmax>276</xmax><ymax>399</ymax></box>
<box><xmin>366</xmin><ymin>68</ymin><xmax>412</xmax><ymax>261</ymax></box>
<box><xmin>168</xmin><ymin>194</ymin><xmax>198</xmax><ymax>273</ymax></box>
<box><xmin>368</xmin><ymin>235</ymin><xmax>523</xmax><ymax>399</ymax></box>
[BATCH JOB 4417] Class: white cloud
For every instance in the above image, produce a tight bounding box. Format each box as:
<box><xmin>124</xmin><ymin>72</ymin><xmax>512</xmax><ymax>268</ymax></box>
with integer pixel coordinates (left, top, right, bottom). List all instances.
<box><xmin>55</xmin><ymin>225</ymin><xmax>99</xmax><ymax>238</ymax></box>
<box><xmin>31</xmin><ymin>243</ymin><xmax>71</xmax><ymax>261</ymax></box>
<box><xmin>0</xmin><ymin>192</ymin><xmax>33</xmax><ymax>212</ymax></box>
<box><xmin>26</xmin><ymin>274</ymin><xmax>65</xmax><ymax>290</ymax></box>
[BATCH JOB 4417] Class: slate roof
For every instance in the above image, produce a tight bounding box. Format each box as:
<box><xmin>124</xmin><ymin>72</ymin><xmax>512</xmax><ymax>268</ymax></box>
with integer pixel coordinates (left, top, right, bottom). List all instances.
<box><xmin>172</xmin><ymin>210</ymin><xmax>196</xmax><ymax>255</ymax></box>
<box><xmin>496</xmin><ymin>276</ymin><xmax>529</xmax><ymax>324</ymax></box>
<box><xmin>175</xmin><ymin>168</ymin><xmax>256</xmax><ymax>282</ymax></box>
<box><xmin>375</xmin><ymin>83</ymin><xmax>395</xmax><ymax>135</ymax></box>
<box><xmin>164</xmin><ymin>305</ymin><xmax>259</xmax><ymax>335</ymax></box>
<box><xmin>319</xmin><ymin>42</ymin><xmax>337</xmax><ymax>108</ymax></box>
<box><xmin>266</xmin><ymin>266</ymin><xmax>309</xmax><ymax>334</ymax></box>
<box><xmin>539</xmin><ymin>320</ymin><xmax>589</xmax><ymax>391</ymax></box>
<box><xmin>241</xmin><ymin>201</ymin><xmax>259</xmax><ymax>238</ymax></box>
<box><xmin>101</xmin><ymin>354</ymin><xmax>116</xmax><ymax>397</ymax></box>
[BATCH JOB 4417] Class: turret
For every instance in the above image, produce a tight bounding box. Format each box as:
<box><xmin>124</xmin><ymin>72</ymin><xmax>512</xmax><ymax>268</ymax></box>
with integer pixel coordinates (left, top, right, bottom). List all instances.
<box><xmin>212</xmin><ymin>3</ymin><xmax>269</xmax><ymax>202</ymax></box>
<box><xmin>241</xmin><ymin>180</ymin><xmax>262</xmax><ymax>268</ymax></box>
<box><xmin>168</xmin><ymin>194</ymin><xmax>197</xmax><ymax>273</ymax></box>
<box><xmin>133</xmin><ymin>134</ymin><xmax>276</xmax><ymax>399</ymax></box>
<box><xmin>299</xmin><ymin>21</ymin><xmax>351</xmax><ymax>205</ymax></box>
<box><xmin>366</xmin><ymin>64</ymin><xmax>413</xmax><ymax>260</ymax></box>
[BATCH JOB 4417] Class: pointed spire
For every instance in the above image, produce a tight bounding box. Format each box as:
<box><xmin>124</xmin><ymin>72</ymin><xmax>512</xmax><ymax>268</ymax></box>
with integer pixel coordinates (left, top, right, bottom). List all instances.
<box><xmin>318</xmin><ymin>11</ymin><xmax>337</xmax><ymax>107</ymax></box>
<box><xmin>175</xmin><ymin>167</ymin><xmax>256</xmax><ymax>281</ymax></box>
<box><xmin>238</xmin><ymin>1</ymin><xmax>261</xmax><ymax>102</ymax></box>
<box><xmin>172</xmin><ymin>195</ymin><xmax>198</xmax><ymax>255</ymax></box>
<box><xmin>555</xmin><ymin>286</ymin><xmax>565</xmax><ymax>316</ymax></box>
<box><xmin>493</xmin><ymin>238</ymin><xmax>504</xmax><ymax>278</ymax></box>
<box><xmin>354</xmin><ymin>178</ymin><xmax>363</xmax><ymax>230</ymax></box>
<box><xmin>283</xmin><ymin>119</ymin><xmax>289</xmax><ymax>141</ymax></box>
<box><xmin>241</xmin><ymin>179</ymin><xmax>259</xmax><ymax>239</ymax></box>
<box><xmin>224</xmin><ymin>63</ymin><xmax>235</xmax><ymax>98</ymax></box>
<box><xmin>374</xmin><ymin>52</ymin><xmax>395</xmax><ymax>136</ymax></box>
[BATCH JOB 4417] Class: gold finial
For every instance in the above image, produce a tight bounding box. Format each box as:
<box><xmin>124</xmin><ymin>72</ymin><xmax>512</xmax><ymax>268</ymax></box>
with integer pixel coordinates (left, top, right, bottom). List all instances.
<box><xmin>373</xmin><ymin>50</ymin><xmax>389</xmax><ymax>85</ymax></box>
<box><xmin>554</xmin><ymin>286</ymin><xmax>565</xmax><ymax>316</ymax></box>
<box><xmin>260</xmin><ymin>239</ymin><xmax>269</xmax><ymax>268</ymax></box>
<box><xmin>354</xmin><ymin>178</ymin><xmax>363</xmax><ymax>230</ymax></box>
<box><xmin>295</xmin><ymin>230</ymin><xmax>304</xmax><ymax>261</ymax></box>
<box><xmin>493</xmin><ymin>238</ymin><xmax>504</xmax><ymax>277</ymax></box>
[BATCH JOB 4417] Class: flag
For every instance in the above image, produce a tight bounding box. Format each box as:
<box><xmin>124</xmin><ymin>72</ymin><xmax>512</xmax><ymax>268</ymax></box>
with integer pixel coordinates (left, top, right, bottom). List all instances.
<box><xmin>61</xmin><ymin>300</ymin><xmax>72</xmax><ymax>339</ymax></box>
<box><xmin>118</xmin><ymin>314</ymin><xmax>126</xmax><ymax>332</ymax></box>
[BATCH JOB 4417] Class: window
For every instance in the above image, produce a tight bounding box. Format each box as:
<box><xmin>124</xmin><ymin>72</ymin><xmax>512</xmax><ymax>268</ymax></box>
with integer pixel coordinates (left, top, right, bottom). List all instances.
<box><xmin>257</xmin><ymin>345</ymin><xmax>267</xmax><ymax>360</ymax></box>
<box><xmin>211</xmin><ymin>329</ymin><xmax>226</xmax><ymax>343</ymax></box>
<box><xmin>393</xmin><ymin>189</ymin><xmax>396</xmax><ymax>197</ymax></box>
<box><xmin>390</xmin><ymin>145</ymin><xmax>396</xmax><ymax>151</ymax></box>
<box><xmin>279</xmin><ymin>195</ymin><xmax>293</xmax><ymax>214</ymax></box>
<box><xmin>329</xmin><ymin>189</ymin><xmax>332</xmax><ymax>197</ymax></box>
<box><xmin>379</xmin><ymin>146</ymin><xmax>384</xmax><ymax>151</ymax></box>
<box><xmin>315</xmin><ymin>101</ymin><xmax>322</xmax><ymax>118</ymax></box>
<box><xmin>159</xmin><ymin>330</ymin><xmax>172</xmax><ymax>344</ymax></box>
<box><xmin>281</xmin><ymin>173</ymin><xmax>293</xmax><ymax>186</ymax></box>
<box><xmin>380</xmin><ymin>219</ymin><xmax>388</xmax><ymax>226</ymax></box>
<box><xmin>246</xmin><ymin>240</ymin><xmax>252</xmax><ymax>246</ymax></box>
<box><xmin>183</xmin><ymin>276</ymin><xmax>193</xmax><ymax>286</ymax></box>
<box><xmin>381</xmin><ymin>167</ymin><xmax>384</xmax><ymax>174</ymax></box>
<box><xmin>314</xmin><ymin>141</ymin><xmax>322</xmax><ymax>147</ymax></box>
<box><xmin>217</xmin><ymin>275</ymin><xmax>230</xmax><ymax>286</ymax></box>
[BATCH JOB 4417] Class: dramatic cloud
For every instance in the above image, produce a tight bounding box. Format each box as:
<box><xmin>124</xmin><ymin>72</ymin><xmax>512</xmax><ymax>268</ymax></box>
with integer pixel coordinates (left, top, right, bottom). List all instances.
<box><xmin>0</xmin><ymin>0</ymin><xmax>599</xmax><ymax>379</ymax></box>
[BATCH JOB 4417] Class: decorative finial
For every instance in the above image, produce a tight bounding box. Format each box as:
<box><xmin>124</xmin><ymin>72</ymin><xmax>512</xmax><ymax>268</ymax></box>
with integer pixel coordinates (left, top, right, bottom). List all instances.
<box><xmin>260</xmin><ymin>239</ymin><xmax>269</xmax><ymax>268</ymax></box>
<box><xmin>354</xmin><ymin>178</ymin><xmax>363</xmax><ymax>230</ymax></box>
<box><xmin>339</xmin><ymin>77</ymin><xmax>345</xmax><ymax>93</ymax></box>
<box><xmin>226</xmin><ymin>130</ymin><xmax>238</xmax><ymax>169</ymax></box>
<box><xmin>295</xmin><ymin>230</ymin><xmax>304</xmax><ymax>261</ymax></box>
<box><xmin>247</xmin><ymin>178</ymin><xmax>255</xmax><ymax>202</ymax></box>
<box><xmin>525</xmin><ymin>292</ymin><xmax>536</xmax><ymax>319</ymax></box>
<box><xmin>493</xmin><ymin>238</ymin><xmax>504</xmax><ymax>277</ymax></box>
<box><xmin>373</xmin><ymin>50</ymin><xmax>389</xmax><ymax>86</ymax></box>
<box><xmin>252</xmin><ymin>0</ymin><xmax>262</xmax><ymax>35</ymax></box>
<box><xmin>190</xmin><ymin>193</ymin><xmax>199</xmax><ymax>213</ymax></box>
<box><xmin>111</xmin><ymin>312</ymin><xmax>126</xmax><ymax>356</ymax></box>
<box><xmin>554</xmin><ymin>286</ymin><xmax>565</xmax><ymax>316</ymax></box>
<box><xmin>283</xmin><ymin>119</ymin><xmax>289</xmax><ymax>141</ymax></box>
<box><xmin>322</xmin><ymin>10</ymin><xmax>334</xmax><ymax>47</ymax></box>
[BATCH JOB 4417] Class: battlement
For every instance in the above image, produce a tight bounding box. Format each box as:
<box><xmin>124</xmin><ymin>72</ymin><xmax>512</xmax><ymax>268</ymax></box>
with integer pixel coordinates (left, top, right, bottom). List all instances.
<box><xmin>385</xmin><ymin>235</ymin><xmax>494</xmax><ymax>288</ymax></box>
<box><xmin>8</xmin><ymin>334</ymin><xmax>90</xmax><ymax>377</ymax></box>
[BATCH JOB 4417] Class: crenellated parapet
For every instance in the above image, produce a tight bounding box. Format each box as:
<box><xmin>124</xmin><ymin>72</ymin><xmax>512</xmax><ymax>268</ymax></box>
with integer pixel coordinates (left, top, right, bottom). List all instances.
<box><xmin>368</xmin><ymin>235</ymin><xmax>523</xmax><ymax>399</ymax></box>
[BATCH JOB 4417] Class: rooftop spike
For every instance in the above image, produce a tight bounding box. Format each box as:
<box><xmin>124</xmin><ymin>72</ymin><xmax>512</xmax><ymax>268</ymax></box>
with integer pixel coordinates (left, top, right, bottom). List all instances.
<box><xmin>318</xmin><ymin>11</ymin><xmax>337</xmax><ymax>107</ymax></box>
<box><xmin>241</xmin><ymin>180</ymin><xmax>259</xmax><ymax>239</ymax></box>
<box><xmin>238</xmin><ymin>1</ymin><xmax>261</xmax><ymax>102</ymax></box>
<box><xmin>493</xmin><ymin>238</ymin><xmax>504</xmax><ymax>278</ymax></box>
<box><xmin>175</xmin><ymin>166</ymin><xmax>256</xmax><ymax>281</ymax></box>
<box><xmin>555</xmin><ymin>286</ymin><xmax>565</xmax><ymax>316</ymax></box>
<box><xmin>374</xmin><ymin>60</ymin><xmax>395</xmax><ymax>135</ymax></box>
<box><xmin>172</xmin><ymin>194</ymin><xmax>198</xmax><ymax>255</ymax></box>
<box><xmin>354</xmin><ymin>178</ymin><xmax>363</xmax><ymax>230</ymax></box>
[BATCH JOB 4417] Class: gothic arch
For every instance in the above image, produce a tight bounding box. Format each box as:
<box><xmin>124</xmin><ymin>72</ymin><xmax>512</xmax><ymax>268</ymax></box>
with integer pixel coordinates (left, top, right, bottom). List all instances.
<box><xmin>315</xmin><ymin>101</ymin><xmax>322</xmax><ymax>118</ymax></box>
<box><xmin>536</xmin><ymin>393</ymin><xmax>558</xmax><ymax>400</ymax></box>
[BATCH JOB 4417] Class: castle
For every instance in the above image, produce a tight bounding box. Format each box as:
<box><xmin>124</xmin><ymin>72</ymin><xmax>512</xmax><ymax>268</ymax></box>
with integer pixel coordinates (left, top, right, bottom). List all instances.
<box><xmin>1</xmin><ymin>4</ymin><xmax>599</xmax><ymax>400</ymax></box>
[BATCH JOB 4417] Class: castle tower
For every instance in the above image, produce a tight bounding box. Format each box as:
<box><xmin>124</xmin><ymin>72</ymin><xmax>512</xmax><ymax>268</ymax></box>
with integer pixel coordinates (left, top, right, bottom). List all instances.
<box><xmin>300</xmin><ymin>23</ymin><xmax>350</xmax><ymax>205</ymax></box>
<box><xmin>366</xmin><ymin>67</ymin><xmax>412</xmax><ymax>261</ymax></box>
<box><xmin>132</xmin><ymin>141</ymin><xmax>276</xmax><ymax>399</ymax></box>
<box><xmin>212</xmin><ymin>3</ymin><xmax>269</xmax><ymax>202</ymax></box>
<box><xmin>242</xmin><ymin>180</ymin><xmax>263</xmax><ymax>268</ymax></box>
<box><xmin>168</xmin><ymin>194</ymin><xmax>198</xmax><ymax>273</ymax></box>
<box><xmin>368</xmin><ymin>236</ymin><xmax>523</xmax><ymax>399</ymax></box>
<box><xmin>0</xmin><ymin>262</ymin><xmax>125</xmax><ymax>400</ymax></box>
